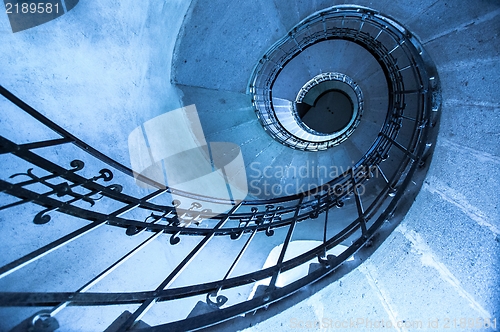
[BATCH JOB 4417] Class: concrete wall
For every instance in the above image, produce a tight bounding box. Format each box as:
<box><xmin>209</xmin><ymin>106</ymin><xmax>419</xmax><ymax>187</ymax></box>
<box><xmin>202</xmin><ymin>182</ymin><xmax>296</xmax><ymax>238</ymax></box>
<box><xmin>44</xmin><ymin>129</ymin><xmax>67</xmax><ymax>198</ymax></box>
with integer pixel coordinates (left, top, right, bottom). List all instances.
<box><xmin>1</xmin><ymin>1</ymin><xmax>190</xmax><ymax>166</ymax></box>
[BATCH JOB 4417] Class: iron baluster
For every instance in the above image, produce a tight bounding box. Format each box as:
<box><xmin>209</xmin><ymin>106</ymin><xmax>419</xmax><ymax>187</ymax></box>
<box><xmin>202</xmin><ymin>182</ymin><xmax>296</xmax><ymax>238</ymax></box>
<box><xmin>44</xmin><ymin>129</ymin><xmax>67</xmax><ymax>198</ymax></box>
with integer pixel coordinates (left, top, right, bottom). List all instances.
<box><xmin>266</xmin><ymin>197</ymin><xmax>303</xmax><ymax>292</ymax></box>
<box><xmin>231</xmin><ymin>207</ymin><xmax>258</xmax><ymax>240</ymax></box>
<box><xmin>28</xmin><ymin>168</ymin><xmax>115</xmax><ymax>224</ymax></box>
<box><xmin>117</xmin><ymin>203</ymin><xmax>242</xmax><ymax>331</ymax></box>
<box><xmin>309</xmin><ymin>196</ymin><xmax>322</xmax><ymax>219</ymax></box>
<box><xmin>37</xmin><ymin>231</ymin><xmax>164</xmax><ymax>328</ymax></box>
<box><xmin>318</xmin><ymin>193</ymin><xmax>332</xmax><ymax>265</ymax></box>
<box><xmin>207</xmin><ymin>227</ymin><xmax>258</xmax><ymax>310</ymax></box>
<box><xmin>351</xmin><ymin>168</ymin><xmax>367</xmax><ymax>236</ymax></box>
<box><xmin>399</xmin><ymin>114</ymin><xmax>417</xmax><ymax>122</ymax></box>
<box><xmin>263</xmin><ymin>205</ymin><xmax>281</xmax><ymax>237</ymax></box>
<box><xmin>0</xmin><ymin>160</ymin><xmax>85</xmax><ymax>211</ymax></box>
<box><xmin>169</xmin><ymin>202</ymin><xmax>210</xmax><ymax>245</ymax></box>
<box><xmin>380</xmin><ymin>132</ymin><xmax>417</xmax><ymax>160</ymax></box>
<box><xmin>0</xmin><ymin>188</ymin><xmax>166</xmax><ymax>280</ymax></box>
<box><xmin>126</xmin><ymin>209</ymin><xmax>175</xmax><ymax>236</ymax></box>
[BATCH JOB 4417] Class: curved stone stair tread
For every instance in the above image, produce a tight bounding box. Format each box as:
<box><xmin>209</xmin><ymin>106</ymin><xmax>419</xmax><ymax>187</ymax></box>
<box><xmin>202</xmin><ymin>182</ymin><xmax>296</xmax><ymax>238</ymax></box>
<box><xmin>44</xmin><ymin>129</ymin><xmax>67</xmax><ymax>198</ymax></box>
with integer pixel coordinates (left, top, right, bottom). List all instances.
<box><xmin>356</xmin><ymin>66</ymin><xmax>387</xmax><ymax>95</ymax></box>
<box><xmin>346</xmin><ymin>118</ymin><xmax>383</xmax><ymax>157</ymax></box>
<box><xmin>377</xmin><ymin>146</ymin><xmax>407</xmax><ymax>183</ymax></box>
<box><xmin>342</xmin><ymin>139</ymin><xmax>366</xmax><ymax>166</ymax></box>
<box><xmin>224</xmin><ymin>226</ymin><xmax>293</xmax><ymax>280</ymax></box>
<box><xmin>271</xmin><ymin>51</ymin><xmax>319</xmax><ymax>101</ymax></box>
<box><xmin>393</xmin><ymin>124</ymin><xmax>418</xmax><ymax>152</ymax></box>
<box><xmin>251</xmin><ymin>145</ymin><xmax>320</xmax><ymax>199</ymax></box>
<box><xmin>363</xmin><ymin>168</ymin><xmax>390</xmax><ymax>196</ymax></box>
<box><xmin>303</xmin><ymin>40</ymin><xmax>352</xmax><ymax>77</ymax></box>
<box><xmin>202</xmin><ymin>120</ymin><xmax>281</xmax><ymax>191</ymax></box>
<box><xmin>321</xmin><ymin>144</ymin><xmax>355</xmax><ymax>180</ymax></box>
<box><xmin>206</xmin><ymin>120</ymin><xmax>274</xmax><ymax>154</ymax></box>
<box><xmin>272</xmin><ymin>97</ymin><xmax>340</xmax><ymax>143</ymax></box>
<box><xmin>272</xmin><ymin>97</ymin><xmax>296</xmax><ymax>126</ymax></box>
<box><xmin>346</xmin><ymin>50</ymin><xmax>388</xmax><ymax>83</ymax></box>
<box><xmin>291</xmin><ymin>200</ymin><xmax>360</xmax><ymax>243</ymax></box>
<box><xmin>176</xmin><ymin>84</ymin><xmax>256</xmax><ymax>137</ymax></box>
<box><xmin>176</xmin><ymin>84</ymin><xmax>253</xmax><ymax>113</ymax></box>
<box><xmin>271</xmin><ymin>0</ymin><xmax>333</xmax><ymax>31</ymax></box>
<box><xmin>288</xmin><ymin>211</ymin><xmax>363</xmax><ymax>281</ymax></box>
<box><xmin>271</xmin><ymin>40</ymin><xmax>371</xmax><ymax>100</ymax></box>
<box><xmin>357</xmin><ymin>68</ymin><xmax>388</xmax><ymax>94</ymax></box>
<box><xmin>203</xmin><ymin>116</ymin><xmax>260</xmax><ymax>141</ymax></box>
<box><xmin>358</xmin><ymin>116</ymin><xmax>385</xmax><ymax>137</ymax></box>
<box><xmin>327</xmin><ymin>144</ymin><xmax>354</xmax><ymax>170</ymax></box>
<box><xmin>245</xmin><ymin>143</ymin><xmax>293</xmax><ymax>199</ymax></box>
<box><xmin>246</xmin><ymin>141</ymin><xmax>361</xmax><ymax>200</ymax></box>
<box><xmin>290</xmin><ymin>212</ymin><xmax>333</xmax><ymax>242</ymax></box>
<box><xmin>272</xmin><ymin>40</ymin><xmax>387</xmax><ymax>107</ymax></box>
<box><xmin>355</xmin><ymin>78</ymin><xmax>389</xmax><ymax>128</ymax></box>
<box><xmin>171</xmin><ymin>0</ymin><xmax>288</xmax><ymax>93</ymax></box>
<box><xmin>279</xmin><ymin>148</ymin><xmax>320</xmax><ymax>194</ymax></box>
<box><xmin>305</xmin><ymin>39</ymin><xmax>381</xmax><ymax>81</ymax></box>
<box><xmin>239</xmin><ymin>135</ymin><xmax>325</xmax><ymax>200</ymax></box>
<box><xmin>359</xmin><ymin>78</ymin><xmax>390</xmax><ymax>122</ymax></box>
<box><xmin>324</xmin><ymin>39</ymin><xmax>356</xmax><ymax>75</ymax></box>
<box><xmin>360</xmin><ymin>101</ymin><xmax>389</xmax><ymax>125</ymax></box>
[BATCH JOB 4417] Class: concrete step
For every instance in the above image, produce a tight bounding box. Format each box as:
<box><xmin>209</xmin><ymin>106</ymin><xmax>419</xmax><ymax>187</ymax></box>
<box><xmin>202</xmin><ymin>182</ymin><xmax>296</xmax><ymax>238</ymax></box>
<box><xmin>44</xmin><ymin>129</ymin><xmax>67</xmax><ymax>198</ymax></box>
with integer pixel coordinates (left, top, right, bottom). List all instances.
<box><xmin>342</xmin><ymin>140</ymin><xmax>364</xmax><ymax>166</ymax></box>
<box><xmin>175</xmin><ymin>84</ymin><xmax>255</xmax><ymax>137</ymax></box>
<box><xmin>272</xmin><ymin>53</ymin><xmax>316</xmax><ymax>101</ymax></box>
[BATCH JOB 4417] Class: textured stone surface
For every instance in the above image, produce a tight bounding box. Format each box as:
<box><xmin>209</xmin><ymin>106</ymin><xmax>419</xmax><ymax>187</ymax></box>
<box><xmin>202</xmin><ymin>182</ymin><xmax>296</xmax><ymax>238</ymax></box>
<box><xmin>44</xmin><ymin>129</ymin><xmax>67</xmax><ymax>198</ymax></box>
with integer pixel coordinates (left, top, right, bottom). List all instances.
<box><xmin>0</xmin><ymin>1</ymin><xmax>191</xmax><ymax>167</ymax></box>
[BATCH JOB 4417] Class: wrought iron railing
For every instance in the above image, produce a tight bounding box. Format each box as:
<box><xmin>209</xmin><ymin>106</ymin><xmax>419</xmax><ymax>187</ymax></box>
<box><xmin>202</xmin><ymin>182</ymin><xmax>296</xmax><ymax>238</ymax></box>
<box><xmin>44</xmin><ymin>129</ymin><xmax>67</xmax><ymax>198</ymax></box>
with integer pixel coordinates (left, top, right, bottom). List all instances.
<box><xmin>271</xmin><ymin>72</ymin><xmax>365</xmax><ymax>146</ymax></box>
<box><xmin>0</xmin><ymin>5</ymin><xmax>440</xmax><ymax>331</ymax></box>
<box><xmin>249</xmin><ymin>5</ymin><xmax>440</xmax><ymax>153</ymax></box>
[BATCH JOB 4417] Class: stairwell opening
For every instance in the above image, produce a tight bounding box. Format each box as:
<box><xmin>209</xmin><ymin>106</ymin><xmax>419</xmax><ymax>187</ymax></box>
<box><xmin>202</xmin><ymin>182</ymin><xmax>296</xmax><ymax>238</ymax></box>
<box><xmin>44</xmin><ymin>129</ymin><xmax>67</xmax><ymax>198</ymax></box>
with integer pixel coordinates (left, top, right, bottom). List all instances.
<box><xmin>293</xmin><ymin>72</ymin><xmax>363</xmax><ymax>142</ymax></box>
<box><xmin>299</xmin><ymin>89</ymin><xmax>354</xmax><ymax>134</ymax></box>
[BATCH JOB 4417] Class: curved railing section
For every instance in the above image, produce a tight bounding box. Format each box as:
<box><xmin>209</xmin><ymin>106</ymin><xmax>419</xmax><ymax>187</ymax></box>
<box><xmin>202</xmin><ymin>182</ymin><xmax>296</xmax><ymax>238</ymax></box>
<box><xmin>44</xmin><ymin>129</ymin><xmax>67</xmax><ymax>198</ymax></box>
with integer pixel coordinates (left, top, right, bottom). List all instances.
<box><xmin>249</xmin><ymin>5</ymin><xmax>440</xmax><ymax>152</ymax></box>
<box><xmin>0</xmin><ymin>5</ymin><xmax>440</xmax><ymax>331</ymax></box>
<box><xmin>293</xmin><ymin>72</ymin><xmax>364</xmax><ymax>143</ymax></box>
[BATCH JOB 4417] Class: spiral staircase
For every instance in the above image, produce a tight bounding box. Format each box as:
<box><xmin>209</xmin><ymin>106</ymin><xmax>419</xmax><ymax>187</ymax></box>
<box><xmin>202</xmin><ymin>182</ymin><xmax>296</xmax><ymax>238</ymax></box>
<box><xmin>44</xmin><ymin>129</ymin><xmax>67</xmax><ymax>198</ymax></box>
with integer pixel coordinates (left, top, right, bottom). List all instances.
<box><xmin>0</xmin><ymin>1</ymin><xmax>499</xmax><ymax>331</ymax></box>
